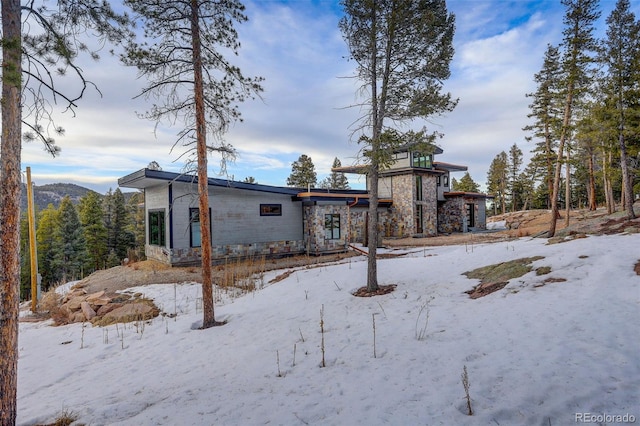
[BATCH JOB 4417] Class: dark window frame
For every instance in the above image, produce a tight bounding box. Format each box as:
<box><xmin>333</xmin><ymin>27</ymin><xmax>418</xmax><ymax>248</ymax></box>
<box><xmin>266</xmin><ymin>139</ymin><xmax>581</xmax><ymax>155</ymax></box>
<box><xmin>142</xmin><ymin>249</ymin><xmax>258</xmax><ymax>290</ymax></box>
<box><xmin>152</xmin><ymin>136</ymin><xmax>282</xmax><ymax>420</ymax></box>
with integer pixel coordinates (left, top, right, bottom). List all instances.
<box><xmin>189</xmin><ymin>207</ymin><xmax>212</xmax><ymax>248</ymax></box>
<box><xmin>415</xmin><ymin>175</ymin><xmax>423</xmax><ymax>201</ymax></box>
<box><xmin>324</xmin><ymin>213</ymin><xmax>341</xmax><ymax>240</ymax></box>
<box><xmin>415</xmin><ymin>204</ymin><xmax>424</xmax><ymax>234</ymax></box>
<box><xmin>260</xmin><ymin>203</ymin><xmax>282</xmax><ymax>216</ymax></box>
<box><xmin>411</xmin><ymin>152</ymin><xmax>432</xmax><ymax>169</ymax></box>
<box><xmin>148</xmin><ymin>209</ymin><xmax>166</xmax><ymax>247</ymax></box>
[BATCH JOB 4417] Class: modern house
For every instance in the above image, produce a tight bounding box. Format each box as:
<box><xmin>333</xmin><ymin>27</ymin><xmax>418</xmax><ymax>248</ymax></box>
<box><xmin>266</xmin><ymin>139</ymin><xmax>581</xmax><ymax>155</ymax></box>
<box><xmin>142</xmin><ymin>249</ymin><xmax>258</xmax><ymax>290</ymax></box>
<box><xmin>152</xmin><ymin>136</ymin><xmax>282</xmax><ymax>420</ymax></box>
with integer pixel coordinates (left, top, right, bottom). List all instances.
<box><xmin>118</xmin><ymin>145</ymin><xmax>490</xmax><ymax>266</ymax></box>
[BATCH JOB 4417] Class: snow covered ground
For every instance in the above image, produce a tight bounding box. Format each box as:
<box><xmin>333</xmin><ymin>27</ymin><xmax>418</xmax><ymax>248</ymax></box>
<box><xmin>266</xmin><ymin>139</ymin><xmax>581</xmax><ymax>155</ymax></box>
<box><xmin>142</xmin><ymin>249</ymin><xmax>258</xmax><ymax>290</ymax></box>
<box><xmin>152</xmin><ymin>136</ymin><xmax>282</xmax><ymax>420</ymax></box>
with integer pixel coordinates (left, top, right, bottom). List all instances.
<box><xmin>17</xmin><ymin>233</ymin><xmax>640</xmax><ymax>425</ymax></box>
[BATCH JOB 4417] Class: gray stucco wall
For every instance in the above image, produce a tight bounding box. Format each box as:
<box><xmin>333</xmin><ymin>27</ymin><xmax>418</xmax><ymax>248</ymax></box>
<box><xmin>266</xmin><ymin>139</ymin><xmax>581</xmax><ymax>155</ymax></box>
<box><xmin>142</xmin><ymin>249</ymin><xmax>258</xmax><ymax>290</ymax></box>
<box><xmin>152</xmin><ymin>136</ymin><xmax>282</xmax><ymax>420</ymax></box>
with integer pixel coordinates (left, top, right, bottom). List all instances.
<box><xmin>167</xmin><ymin>182</ymin><xmax>303</xmax><ymax>248</ymax></box>
<box><xmin>143</xmin><ymin>181</ymin><xmax>306</xmax><ymax>265</ymax></box>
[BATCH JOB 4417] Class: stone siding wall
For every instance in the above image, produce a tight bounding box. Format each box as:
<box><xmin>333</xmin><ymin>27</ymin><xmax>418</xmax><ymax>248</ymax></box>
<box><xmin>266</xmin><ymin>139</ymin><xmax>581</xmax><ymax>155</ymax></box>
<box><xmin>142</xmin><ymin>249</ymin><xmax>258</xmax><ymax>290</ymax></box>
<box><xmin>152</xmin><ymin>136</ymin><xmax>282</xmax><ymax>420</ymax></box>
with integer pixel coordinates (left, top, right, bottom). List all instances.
<box><xmin>147</xmin><ymin>240</ymin><xmax>305</xmax><ymax>266</ymax></box>
<box><xmin>437</xmin><ymin>196</ymin><xmax>485</xmax><ymax>233</ymax></box>
<box><xmin>420</xmin><ymin>175</ymin><xmax>438</xmax><ymax>236</ymax></box>
<box><xmin>146</xmin><ymin>244</ymin><xmax>170</xmax><ymax>264</ymax></box>
<box><xmin>390</xmin><ymin>174</ymin><xmax>414</xmax><ymax>236</ymax></box>
<box><xmin>437</xmin><ymin>197</ymin><xmax>464</xmax><ymax>233</ymax></box>
<box><xmin>348</xmin><ymin>208</ymin><xmax>367</xmax><ymax>243</ymax></box>
<box><xmin>304</xmin><ymin>205</ymin><xmax>349</xmax><ymax>254</ymax></box>
<box><xmin>387</xmin><ymin>173</ymin><xmax>438</xmax><ymax>237</ymax></box>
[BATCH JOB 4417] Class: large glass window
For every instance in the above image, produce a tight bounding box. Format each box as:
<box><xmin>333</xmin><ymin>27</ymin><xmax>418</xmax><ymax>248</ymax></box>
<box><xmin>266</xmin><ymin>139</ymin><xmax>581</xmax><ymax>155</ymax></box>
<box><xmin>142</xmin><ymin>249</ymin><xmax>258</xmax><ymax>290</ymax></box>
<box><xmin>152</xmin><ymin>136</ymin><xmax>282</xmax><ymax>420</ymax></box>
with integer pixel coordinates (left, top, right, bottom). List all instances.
<box><xmin>412</xmin><ymin>152</ymin><xmax>432</xmax><ymax>168</ymax></box>
<box><xmin>148</xmin><ymin>210</ymin><xmax>166</xmax><ymax>246</ymax></box>
<box><xmin>324</xmin><ymin>213</ymin><xmax>341</xmax><ymax>240</ymax></box>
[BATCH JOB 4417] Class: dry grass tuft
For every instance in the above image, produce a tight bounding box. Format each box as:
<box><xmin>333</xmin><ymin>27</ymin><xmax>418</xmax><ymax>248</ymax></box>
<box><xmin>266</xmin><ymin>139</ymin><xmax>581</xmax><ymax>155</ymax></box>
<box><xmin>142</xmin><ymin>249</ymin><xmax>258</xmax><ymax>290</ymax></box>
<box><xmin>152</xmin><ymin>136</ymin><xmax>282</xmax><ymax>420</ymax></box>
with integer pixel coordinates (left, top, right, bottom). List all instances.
<box><xmin>34</xmin><ymin>408</ymin><xmax>80</xmax><ymax>426</ymax></box>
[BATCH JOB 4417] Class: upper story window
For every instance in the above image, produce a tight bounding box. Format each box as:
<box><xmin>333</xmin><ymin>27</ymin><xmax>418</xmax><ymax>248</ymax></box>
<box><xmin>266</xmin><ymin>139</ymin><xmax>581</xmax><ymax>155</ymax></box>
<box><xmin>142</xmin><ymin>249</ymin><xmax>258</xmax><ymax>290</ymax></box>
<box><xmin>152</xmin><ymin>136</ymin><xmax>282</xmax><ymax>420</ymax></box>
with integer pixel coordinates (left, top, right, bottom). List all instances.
<box><xmin>415</xmin><ymin>175</ymin><xmax>423</xmax><ymax>201</ymax></box>
<box><xmin>411</xmin><ymin>152</ymin><xmax>432</xmax><ymax>168</ymax></box>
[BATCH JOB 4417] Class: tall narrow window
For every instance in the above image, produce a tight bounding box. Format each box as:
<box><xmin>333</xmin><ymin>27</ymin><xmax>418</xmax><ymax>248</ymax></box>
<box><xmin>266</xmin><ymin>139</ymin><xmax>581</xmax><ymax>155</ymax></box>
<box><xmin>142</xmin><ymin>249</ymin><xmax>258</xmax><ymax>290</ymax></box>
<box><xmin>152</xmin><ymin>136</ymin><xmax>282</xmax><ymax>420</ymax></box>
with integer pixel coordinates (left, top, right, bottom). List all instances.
<box><xmin>324</xmin><ymin>213</ymin><xmax>340</xmax><ymax>239</ymax></box>
<box><xmin>148</xmin><ymin>210</ymin><xmax>166</xmax><ymax>246</ymax></box>
<box><xmin>190</xmin><ymin>208</ymin><xmax>212</xmax><ymax>248</ymax></box>
<box><xmin>415</xmin><ymin>175</ymin><xmax>423</xmax><ymax>201</ymax></box>
<box><xmin>443</xmin><ymin>175</ymin><xmax>449</xmax><ymax>187</ymax></box>
<box><xmin>190</xmin><ymin>208</ymin><xmax>201</xmax><ymax>247</ymax></box>
<box><xmin>415</xmin><ymin>205</ymin><xmax>424</xmax><ymax>234</ymax></box>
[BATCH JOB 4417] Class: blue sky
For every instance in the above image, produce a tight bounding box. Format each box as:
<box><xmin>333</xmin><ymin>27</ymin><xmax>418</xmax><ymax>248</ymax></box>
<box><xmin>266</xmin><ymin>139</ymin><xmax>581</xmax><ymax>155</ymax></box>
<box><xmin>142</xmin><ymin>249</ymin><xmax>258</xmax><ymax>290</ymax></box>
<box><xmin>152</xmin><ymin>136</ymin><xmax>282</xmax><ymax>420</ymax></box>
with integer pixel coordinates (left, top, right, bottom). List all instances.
<box><xmin>20</xmin><ymin>0</ymin><xmax>635</xmax><ymax>194</ymax></box>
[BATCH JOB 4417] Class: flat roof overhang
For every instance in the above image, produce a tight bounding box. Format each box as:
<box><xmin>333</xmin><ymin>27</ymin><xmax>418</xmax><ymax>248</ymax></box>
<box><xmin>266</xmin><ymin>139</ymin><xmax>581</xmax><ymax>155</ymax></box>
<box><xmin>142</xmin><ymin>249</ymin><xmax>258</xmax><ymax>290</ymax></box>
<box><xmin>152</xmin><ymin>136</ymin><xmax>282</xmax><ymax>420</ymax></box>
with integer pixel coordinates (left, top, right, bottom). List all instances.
<box><xmin>444</xmin><ymin>191</ymin><xmax>494</xmax><ymax>199</ymax></box>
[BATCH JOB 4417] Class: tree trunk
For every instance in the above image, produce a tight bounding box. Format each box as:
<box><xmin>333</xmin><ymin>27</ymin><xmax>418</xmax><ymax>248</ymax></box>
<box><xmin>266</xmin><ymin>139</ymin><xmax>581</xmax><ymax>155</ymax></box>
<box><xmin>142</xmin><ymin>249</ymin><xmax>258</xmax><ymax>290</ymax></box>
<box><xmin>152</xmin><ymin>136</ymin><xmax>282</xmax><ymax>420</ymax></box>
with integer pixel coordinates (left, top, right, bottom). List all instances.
<box><xmin>549</xmin><ymin>86</ymin><xmax>574</xmax><ymax>237</ymax></box>
<box><xmin>603</xmin><ymin>152</ymin><xmax>615</xmax><ymax>215</ymax></box>
<box><xmin>587</xmin><ymin>152</ymin><xmax>597</xmax><ymax>211</ymax></box>
<box><xmin>190</xmin><ymin>0</ymin><xmax>217</xmax><ymax>329</ymax></box>
<box><xmin>366</xmin><ymin>166</ymin><xmax>379</xmax><ymax>292</ymax></box>
<box><xmin>1</xmin><ymin>0</ymin><xmax>23</xmax><ymax>422</ymax></box>
<box><xmin>545</xmin><ymin>132</ymin><xmax>554</xmax><ymax>209</ymax></box>
<box><xmin>619</xmin><ymin>129</ymin><xmax>636</xmax><ymax>219</ymax></box>
<box><xmin>364</xmin><ymin>0</ymin><xmax>380</xmax><ymax>293</ymax></box>
<box><xmin>565</xmin><ymin>147</ymin><xmax>571</xmax><ymax>228</ymax></box>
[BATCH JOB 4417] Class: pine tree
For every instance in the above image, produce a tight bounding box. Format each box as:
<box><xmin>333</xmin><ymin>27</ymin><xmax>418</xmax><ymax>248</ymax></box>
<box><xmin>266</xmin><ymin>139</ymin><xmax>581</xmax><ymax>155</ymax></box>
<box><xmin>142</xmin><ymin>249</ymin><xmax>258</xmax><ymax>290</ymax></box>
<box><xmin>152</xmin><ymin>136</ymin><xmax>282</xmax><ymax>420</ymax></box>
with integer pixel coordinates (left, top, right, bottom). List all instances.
<box><xmin>508</xmin><ymin>143</ymin><xmax>524</xmax><ymax>211</ymax></box>
<box><xmin>549</xmin><ymin>0</ymin><xmax>601</xmax><ymax>236</ymax></box>
<box><xmin>320</xmin><ymin>157</ymin><xmax>350</xmax><ymax>189</ymax></box>
<box><xmin>123</xmin><ymin>0</ymin><xmax>263</xmax><ymax>329</ymax></box>
<box><xmin>599</xmin><ymin>0</ymin><xmax>639</xmax><ymax>218</ymax></box>
<box><xmin>1</xmin><ymin>1</ymin><xmax>130</xmax><ymax>421</ymax></box>
<box><xmin>36</xmin><ymin>204</ymin><xmax>61</xmax><ymax>288</ymax></box>
<box><xmin>524</xmin><ymin>44</ymin><xmax>564</xmax><ymax>209</ymax></box>
<box><xmin>19</xmin><ymin>213</ymin><xmax>32</xmax><ymax>301</ymax></box>
<box><xmin>56</xmin><ymin>196</ymin><xmax>86</xmax><ymax>282</ymax></box>
<box><xmin>126</xmin><ymin>191</ymin><xmax>146</xmax><ymax>261</ymax></box>
<box><xmin>79</xmin><ymin>191</ymin><xmax>108</xmax><ymax>272</ymax></box>
<box><xmin>452</xmin><ymin>172</ymin><xmax>480</xmax><ymax>193</ymax></box>
<box><xmin>287</xmin><ymin>155</ymin><xmax>318</xmax><ymax>188</ymax></box>
<box><xmin>487</xmin><ymin>152</ymin><xmax>509</xmax><ymax>214</ymax></box>
<box><xmin>112</xmin><ymin>188</ymin><xmax>133</xmax><ymax>262</ymax></box>
<box><xmin>104</xmin><ymin>188</ymin><xmax>134</xmax><ymax>266</ymax></box>
<box><xmin>340</xmin><ymin>0</ymin><xmax>456</xmax><ymax>292</ymax></box>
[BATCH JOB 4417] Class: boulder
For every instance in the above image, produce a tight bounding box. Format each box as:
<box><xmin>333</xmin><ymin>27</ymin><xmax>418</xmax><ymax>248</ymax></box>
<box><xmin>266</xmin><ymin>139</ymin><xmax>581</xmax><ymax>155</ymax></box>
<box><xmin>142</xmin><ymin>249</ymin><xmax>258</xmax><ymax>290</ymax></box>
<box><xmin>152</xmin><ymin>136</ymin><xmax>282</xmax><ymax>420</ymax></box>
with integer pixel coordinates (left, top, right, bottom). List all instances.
<box><xmin>80</xmin><ymin>301</ymin><xmax>97</xmax><ymax>321</ymax></box>
<box><xmin>72</xmin><ymin>311</ymin><xmax>86</xmax><ymax>323</ymax></box>
<box><xmin>101</xmin><ymin>303</ymin><xmax>155</xmax><ymax>324</ymax></box>
<box><xmin>86</xmin><ymin>291</ymin><xmax>105</xmax><ymax>302</ymax></box>
<box><xmin>96</xmin><ymin>303</ymin><xmax>124</xmax><ymax>317</ymax></box>
<box><xmin>91</xmin><ymin>296</ymin><xmax>112</xmax><ymax>307</ymax></box>
<box><xmin>67</xmin><ymin>296</ymin><xmax>85</xmax><ymax>311</ymax></box>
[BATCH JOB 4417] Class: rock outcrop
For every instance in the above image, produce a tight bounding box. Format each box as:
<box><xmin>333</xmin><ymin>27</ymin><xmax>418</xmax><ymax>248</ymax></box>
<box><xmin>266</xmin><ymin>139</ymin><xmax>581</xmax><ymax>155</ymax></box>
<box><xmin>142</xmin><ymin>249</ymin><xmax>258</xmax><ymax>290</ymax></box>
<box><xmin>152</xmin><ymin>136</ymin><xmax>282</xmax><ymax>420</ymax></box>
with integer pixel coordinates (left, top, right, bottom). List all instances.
<box><xmin>51</xmin><ymin>287</ymin><xmax>159</xmax><ymax>326</ymax></box>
